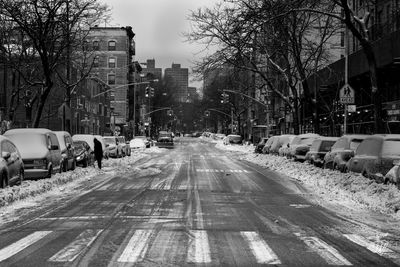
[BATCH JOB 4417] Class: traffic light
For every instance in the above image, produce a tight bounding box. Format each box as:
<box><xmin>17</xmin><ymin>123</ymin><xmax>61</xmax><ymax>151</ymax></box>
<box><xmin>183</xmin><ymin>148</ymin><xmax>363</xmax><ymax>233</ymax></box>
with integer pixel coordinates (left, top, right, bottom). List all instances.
<box><xmin>204</xmin><ymin>110</ymin><xmax>210</xmax><ymax>117</ymax></box>
<box><xmin>167</xmin><ymin>109</ymin><xmax>173</xmax><ymax>116</ymax></box>
<box><xmin>150</xmin><ymin>87</ymin><xmax>155</xmax><ymax>97</ymax></box>
<box><xmin>221</xmin><ymin>93</ymin><xmax>229</xmax><ymax>104</ymax></box>
<box><xmin>145</xmin><ymin>86</ymin><xmax>149</xmax><ymax>97</ymax></box>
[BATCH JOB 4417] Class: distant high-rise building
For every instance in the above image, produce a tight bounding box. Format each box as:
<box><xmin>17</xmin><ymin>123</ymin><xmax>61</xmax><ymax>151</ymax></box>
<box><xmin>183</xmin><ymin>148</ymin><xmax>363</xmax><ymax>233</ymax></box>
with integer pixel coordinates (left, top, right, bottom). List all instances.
<box><xmin>141</xmin><ymin>59</ymin><xmax>162</xmax><ymax>81</ymax></box>
<box><xmin>164</xmin><ymin>63</ymin><xmax>188</xmax><ymax>102</ymax></box>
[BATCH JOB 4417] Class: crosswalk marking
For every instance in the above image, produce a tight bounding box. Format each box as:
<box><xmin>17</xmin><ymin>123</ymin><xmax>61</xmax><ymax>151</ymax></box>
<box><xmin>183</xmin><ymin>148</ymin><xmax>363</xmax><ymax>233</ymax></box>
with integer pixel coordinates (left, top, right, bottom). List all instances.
<box><xmin>49</xmin><ymin>229</ymin><xmax>103</xmax><ymax>262</ymax></box>
<box><xmin>0</xmin><ymin>231</ymin><xmax>52</xmax><ymax>262</ymax></box>
<box><xmin>187</xmin><ymin>230</ymin><xmax>211</xmax><ymax>263</ymax></box>
<box><xmin>295</xmin><ymin>233</ymin><xmax>352</xmax><ymax>266</ymax></box>
<box><xmin>241</xmin><ymin>231</ymin><xmax>281</xmax><ymax>264</ymax></box>
<box><xmin>196</xmin><ymin>169</ymin><xmax>249</xmax><ymax>173</ymax></box>
<box><xmin>343</xmin><ymin>234</ymin><xmax>394</xmax><ymax>256</ymax></box>
<box><xmin>118</xmin><ymin>230</ymin><xmax>153</xmax><ymax>263</ymax></box>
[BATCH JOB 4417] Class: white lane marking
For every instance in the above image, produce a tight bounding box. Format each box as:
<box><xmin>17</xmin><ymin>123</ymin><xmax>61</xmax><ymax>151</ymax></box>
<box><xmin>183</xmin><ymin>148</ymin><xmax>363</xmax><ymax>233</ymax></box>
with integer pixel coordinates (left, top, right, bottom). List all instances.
<box><xmin>244</xmin><ymin>170</ymin><xmax>249</xmax><ymax>173</ymax></box>
<box><xmin>241</xmin><ymin>231</ymin><xmax>281</xmax><ymax>264</ymax></box>
<box><xmin>118</xmin><ymin>230</ymin><xmax>153</xmax><ymax>263</ymax></box>
<box><xmin>49</xmin><ymin>229</ymin><xmax>103</xmax><ymax>262</ymax></box>
<box><xmin>295</xmin><ymin>233</ymin><xmax>352</xmax><ymax>266</ymax></box>
<box><xmin>289</xmin><ymin>204</ymin><xmax>311</xmax><ymax>209</ymax></box>
<box><xmin>0</xmin><ymin>231</ymin><xmax>52</xmax><ymax>262</ymax></box>
<box><xmin>194</xmin><ymin>189</ymin><xmax>204</xmax><ymax>229</ymax></box>
<box><xmin>343</xmin><ymin>234</ymin><xmax>394</xmax><ymax>256</ymax></box>
<box><xmin>187</xmin><ymin>230</ymin><xmax>211</xmax><ymax>263</ymax></box>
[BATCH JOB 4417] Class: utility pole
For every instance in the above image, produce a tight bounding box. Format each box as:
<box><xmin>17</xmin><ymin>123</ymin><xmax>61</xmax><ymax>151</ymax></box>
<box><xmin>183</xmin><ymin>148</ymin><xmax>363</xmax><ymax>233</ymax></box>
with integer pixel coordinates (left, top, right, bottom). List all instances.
<box><xmin>64</xmin><ymin>0</ymin><xmax>71</xmax><ymax>132</ymax></box>
<box><xmin>344</xmin><ymin>25</ymin><xmax>349</xmax><ymax>135</ymax></box>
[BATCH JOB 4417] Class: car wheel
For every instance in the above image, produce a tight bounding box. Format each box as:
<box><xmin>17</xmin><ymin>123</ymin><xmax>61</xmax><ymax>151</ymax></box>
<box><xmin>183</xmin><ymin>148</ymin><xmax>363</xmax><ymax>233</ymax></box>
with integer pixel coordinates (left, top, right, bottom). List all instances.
<box><xmin>0</xmin><ymin>172</ymin><xmax>8</xmax><ymax>188</ymax></box>
<box><xmin>82</xmin><ymin>159</ymin><xmax>88</xmax><ymax>168</ymax></box>
<box><xmin>18</xmin><ymin>169</ymin><xmax>24</xmax><ymax>185</ymax></box>
<box><xmin>63</xmin><ymin>160</ymin><xmax>68</xmax><ymax>172</ymax></box>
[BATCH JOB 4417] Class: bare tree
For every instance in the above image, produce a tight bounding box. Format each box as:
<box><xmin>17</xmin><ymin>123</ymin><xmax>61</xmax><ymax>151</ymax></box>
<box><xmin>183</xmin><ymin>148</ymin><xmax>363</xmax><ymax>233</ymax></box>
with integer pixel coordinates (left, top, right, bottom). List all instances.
<box><xmin>0</xmin><ymin>0</ymin><xmax>109</xmax><ymax>128</ymax></box>
<box><xmin>186</xmin><ymin>0</ymin><xmax>341</xmax><ymax>134</ymax></box>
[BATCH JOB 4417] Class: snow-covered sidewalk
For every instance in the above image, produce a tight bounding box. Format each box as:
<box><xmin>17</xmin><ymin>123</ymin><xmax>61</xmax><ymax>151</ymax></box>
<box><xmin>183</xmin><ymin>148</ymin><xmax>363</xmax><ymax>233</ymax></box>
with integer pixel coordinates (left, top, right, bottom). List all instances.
<box><xmin>215</xmin><ymin>140</ymin><xmax>400</xmax><ymax>217</ymax></box>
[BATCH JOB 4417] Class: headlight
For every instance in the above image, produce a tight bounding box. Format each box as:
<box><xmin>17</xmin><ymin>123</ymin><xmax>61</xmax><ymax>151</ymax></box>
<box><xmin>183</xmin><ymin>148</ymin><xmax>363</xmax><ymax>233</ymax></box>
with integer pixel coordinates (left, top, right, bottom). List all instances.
<box><xmin>76</xmin><ymin>154</ymin><xmax>84</xmax><ymax>161</ymax></box>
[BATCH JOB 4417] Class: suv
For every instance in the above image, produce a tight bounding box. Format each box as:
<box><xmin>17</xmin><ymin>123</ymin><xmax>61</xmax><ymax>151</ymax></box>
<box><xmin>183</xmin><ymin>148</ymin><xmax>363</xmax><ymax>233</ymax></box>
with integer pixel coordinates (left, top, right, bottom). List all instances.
<box><xmin>157</xmin><ymin>131</ymin><xmax>174</xmax><ymax>148</ymax></box>
<box><xmin>305</xmin><ymin>137</ymin><xmax>338</xmax><ymax>167</ymax></box>
<box><xmin>4</xmin><ymin>128</ymin><xmax>63</xmax><ymax>179</ymax></box>
<box><xmin>54</xmin><ymin>131</ymin><xmax>76</xmax><ymax>172</ymax></box>
<box><xmin>103</xmin><ymin>136</ymin><xmax>123</xmax><ymax>158</ymax></box>
<box><xmin>347</xmin><ymin>134</ymin><xmax>400</xmax><ymax>181</ymax></box>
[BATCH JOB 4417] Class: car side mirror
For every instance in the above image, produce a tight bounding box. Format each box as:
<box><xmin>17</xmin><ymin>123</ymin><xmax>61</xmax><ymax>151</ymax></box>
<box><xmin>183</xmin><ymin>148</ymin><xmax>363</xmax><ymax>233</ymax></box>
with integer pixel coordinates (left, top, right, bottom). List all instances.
<box><xmin>2</xmin><ymin>151</ymin><xmax>11</xmax><ymax>160</ymax></box>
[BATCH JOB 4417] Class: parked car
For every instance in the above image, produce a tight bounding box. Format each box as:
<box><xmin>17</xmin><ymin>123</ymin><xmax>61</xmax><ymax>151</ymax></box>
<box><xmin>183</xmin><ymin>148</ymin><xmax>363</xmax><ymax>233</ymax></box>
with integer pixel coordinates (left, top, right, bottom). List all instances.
<box><xmin>4</xmin><ymin>128</ymin><xmax>63</xmax><ymax>179</ymax></box>
<box><xmin>383</xmin><ymin>162</ymin><xmax>400</xmax><ymax>188</ymax></box>
<box><xmin>305</xmin><ymin>137</ymin><xmax>339</xmax><ymax>167</ymax></box>
<box><xmin>103</xmin><ymin>136</ymin><xmax>123</xmax><ymax>158</ymax></box>
<box><xmin>94</xmin><ymin>135</ymin><xmax>109</xmax><ymax>159</ymax></box>
<box><xmin>323</xmin><ymin>134</ymin><xmax>368</xmax><ymax>172</ymax></box>
<box><xmin>223</xmin><ymin>134</ymin><xmax>242</xmax><ymax>145</ymax></box>
<box><xmin>117</xmin><ymin>136</ymin><xmax>130</xmax><ymax>156</ymax></box>
<box><xmin>157</xmin><ymin>131</ymin><xmax>174</xmax><ymax>148</ymax></box>
<box><xmin>347</xmin><ymin>134</ymin><xmax>400</xmax><ymax>182</ymax></box>
<box><xmin>254</xmin><ymin>137</ymin><xmax>269</xmax><ymax>153</ymax></box>
<box><xmin>130</xmin><ymin>137</ymin><xmax>147</xmax><ymax>149</ymax></box>
<box><xmin>72</xmin><ymin>140</ymin><xmax>93</xmax><ymax>167</ymax></box>
<box><xmin>279</xmin><ymin>135</ymin><xmax>297</xmax><ymax>157</ymax></box>
<box><xmin>0</xmin><ymin>136</ymin><xmax>24</xmax><ymax>188</ymax></box>
<box><xmin>271</xmin><ymin>135</ymin><xmax>296</xmax><ymax>155</ymax></box>
<box><xmin>54</xmin><ymin>131</ymin><xmax>76</xmax><ymax>172</ymax></box>
<box><xmin>288</xmin><ymin>133</ymin><xmax>320</xmax><ymax>161</ymax></box>
<box><xmin>132</xmin><ymin>136</ymin><xmax>151</xmax><ymax>148</ymax></box>
<box><xmin>262</xmin><ymin>136</ymin><xmax>277</xmax><ymax>154</ymax></box>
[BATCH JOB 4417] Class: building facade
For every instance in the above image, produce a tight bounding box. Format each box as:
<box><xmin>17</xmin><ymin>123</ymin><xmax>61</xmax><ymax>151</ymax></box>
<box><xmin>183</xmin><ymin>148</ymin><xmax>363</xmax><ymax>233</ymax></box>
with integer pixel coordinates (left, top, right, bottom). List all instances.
<box><xmin>164</xmin><ymin>63</ymin><xmax>189</xmax><ymax>103</ymax></box>
<box><xmin>89</xmin><ymin>26</ymin><xmax>136</xmax><ymax>134</ymax></box>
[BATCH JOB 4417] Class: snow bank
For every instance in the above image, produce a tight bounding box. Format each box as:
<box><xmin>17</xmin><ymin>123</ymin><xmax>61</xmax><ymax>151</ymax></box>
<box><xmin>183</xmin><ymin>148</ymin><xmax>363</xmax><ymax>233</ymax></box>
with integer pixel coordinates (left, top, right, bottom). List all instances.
<box><xmin>0</xmin><ymin>150</ymin><xmax>153</xmax><ymax>208</ymax></box>
<box><xmin>215</xmin><ymin>141</ymin><xmax>400</xmax><ymax>216</ymax></box>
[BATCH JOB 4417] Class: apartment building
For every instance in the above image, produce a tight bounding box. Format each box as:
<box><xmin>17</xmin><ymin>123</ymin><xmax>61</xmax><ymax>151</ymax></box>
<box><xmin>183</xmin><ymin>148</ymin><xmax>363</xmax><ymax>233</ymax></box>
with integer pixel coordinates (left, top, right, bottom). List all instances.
<box><xmin>164</xmin><ymin>63</ymin><xmax>189</xmax><ymax>103</ymax></box>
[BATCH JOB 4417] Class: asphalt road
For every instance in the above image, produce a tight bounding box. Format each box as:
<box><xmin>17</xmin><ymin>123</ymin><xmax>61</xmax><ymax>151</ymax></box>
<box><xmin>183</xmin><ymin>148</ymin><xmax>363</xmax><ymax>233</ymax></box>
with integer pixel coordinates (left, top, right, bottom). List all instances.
<box><xmin>0</xmin><ymin>137</ymin><xmax>399</xmax><ymax>266</ymax></box>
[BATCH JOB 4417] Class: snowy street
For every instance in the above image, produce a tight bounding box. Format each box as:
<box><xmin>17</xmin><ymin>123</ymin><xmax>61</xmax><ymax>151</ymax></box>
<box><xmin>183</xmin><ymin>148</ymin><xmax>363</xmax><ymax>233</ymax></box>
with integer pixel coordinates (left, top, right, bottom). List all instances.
<box><xmin>0</xmin><ymin>137</ymin><xmax>399</xmax><ymax>266</ymax></box>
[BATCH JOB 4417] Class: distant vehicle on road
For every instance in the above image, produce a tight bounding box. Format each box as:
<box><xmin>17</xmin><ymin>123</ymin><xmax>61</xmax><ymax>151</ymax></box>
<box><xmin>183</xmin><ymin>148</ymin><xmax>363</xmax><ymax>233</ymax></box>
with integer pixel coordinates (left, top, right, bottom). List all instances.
<box><xmin>54</xmin><ymin>131</ymin><xmax>76</xmax><ymax>172</ymax></box>
<box><xmin>288</xmin><ymin>133</ymin><xmax>320</xmax><ymax>161</ymax></box>
<box><xmin>347</xmin><ymin>134</ymin><xmax>400</xmax><ymax>182</ymax></box>
<box><xmin>323</xmin><ymin>135</ymin><xmax>368</xmax><ymax>172</ymax></box>
<box><xmin>305</xmin><ymin>137</ymin><xmax>339</xmax><ymax>167</ymax></box>
<box><xmin>0</xmin><ymin>136</ymin><xmax>24</xmax><ymax>188</ymax></box>
<box><xmin>130</xmin><ymin>137</ymin><xmax>147</xmax><ymax>149</ymax></box>
<box><xmin>131</xmin><ymin>136</ymin><xmax>151</xmax><ymax>148</ymax></box>
<box><xmin>270</xmin><ymin>135</ymin><xmax>296</xmax><ymax>155</ymax></box>
<box><xmin>262</xmin><ymin>136</ymin><xmax>277</xmax><ymax>154</ymax></box>
<box><xmin>4</xmin><ymin>128</ymin><xmax>63</xmax><ymax>179</ymax></box>
<box><xmin>157</xmin><ymin>131</ymin><xmax>174</xmax><ymax>148</ymax></box>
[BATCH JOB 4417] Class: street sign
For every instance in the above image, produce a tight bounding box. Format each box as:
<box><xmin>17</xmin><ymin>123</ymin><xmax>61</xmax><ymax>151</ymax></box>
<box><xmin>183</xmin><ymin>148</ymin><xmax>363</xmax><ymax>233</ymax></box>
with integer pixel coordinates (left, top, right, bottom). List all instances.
<box><xmin>57</xmin><ymin>103</ymin><xmax>71</xmax><ymax>120</ymax></box>
<box><xmin>348</xmin><ymin>105</ymin><xmax>356</xmax><ymax>112</ymax></box>
<box><xmin>339</xmin><ymin>84</ymin><xmax>355</xmax><ymax>104</ymax></box>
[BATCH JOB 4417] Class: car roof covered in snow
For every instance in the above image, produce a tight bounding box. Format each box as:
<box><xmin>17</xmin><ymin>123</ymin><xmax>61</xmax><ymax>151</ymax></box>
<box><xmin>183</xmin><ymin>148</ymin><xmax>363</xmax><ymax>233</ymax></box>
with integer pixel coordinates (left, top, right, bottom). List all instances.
<box><xmin>4</xmin><ymin>128</ymin><xmax>53</xmax><ymax>135</ymax></box>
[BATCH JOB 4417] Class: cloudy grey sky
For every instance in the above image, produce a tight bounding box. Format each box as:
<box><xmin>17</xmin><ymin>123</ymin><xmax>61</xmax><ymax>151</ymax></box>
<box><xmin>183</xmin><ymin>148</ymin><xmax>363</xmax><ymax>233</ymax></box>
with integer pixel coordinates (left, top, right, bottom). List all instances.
<box><xmin>100</xmin><ymin>0</ymin><xmax>218</xmax><ymax>88</ymax></box>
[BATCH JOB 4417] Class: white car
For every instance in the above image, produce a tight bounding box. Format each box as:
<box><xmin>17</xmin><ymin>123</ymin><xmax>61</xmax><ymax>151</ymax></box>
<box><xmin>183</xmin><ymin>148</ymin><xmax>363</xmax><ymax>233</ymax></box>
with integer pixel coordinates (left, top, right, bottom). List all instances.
<box><xmin>129</xmin><ymin>138</ymin><xmax>147</xmax><ymax>149</ymax></box>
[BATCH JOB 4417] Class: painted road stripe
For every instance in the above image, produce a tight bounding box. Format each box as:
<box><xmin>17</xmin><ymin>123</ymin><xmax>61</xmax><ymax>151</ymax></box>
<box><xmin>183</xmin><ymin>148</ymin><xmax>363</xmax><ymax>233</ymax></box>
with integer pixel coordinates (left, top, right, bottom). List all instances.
<box><xmin>187</xmin><ymin>230</ymin><xmax>211</xmax><ymax>263</ymax></box>
<box><xmin>49</xmin><ymin>229</ymin><xmax>103</xmax><ymax>262</ymax></box>
<box><xmin>343</xmin><ymin>234</ymin><xmax>394</xmax><ymax>256</ymax></box>
<box><xmin>241</xmin><ymin>231</ymin><xmax>281</xmax><ymax>264</ymax></box>
<box><xmin>118</xmin><ymin>230</ymin><xmax>153</xmax><ymax>263</ymax></box>
<box><xmin>0</xmin><ymin>231</ymin><xmax>52</xmax><ymax>262</ymax></box>
<box><xmin>295</xmin><ymin>233</ymin><xmax>352</xmax><ymax>266</ymax></box>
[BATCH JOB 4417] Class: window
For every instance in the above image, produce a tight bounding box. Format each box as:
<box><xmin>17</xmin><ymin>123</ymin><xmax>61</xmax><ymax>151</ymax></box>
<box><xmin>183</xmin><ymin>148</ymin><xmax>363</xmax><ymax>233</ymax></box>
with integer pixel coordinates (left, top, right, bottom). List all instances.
<box><xmin>108</xmin><ymin>57</ymin><xmax>116</xmax><ymax>68</ymax></box>
<box><xmin>340</xmin><ymin>31</ymin><xmax>345</xmax><ymax>47</ymax></box>
<box><xmin>108</xmin><ymin>73</ymin><xmax>115</xmax><ymax>85</ymax></box>
<box><xmin>93</xmin><ymin>40</ymin><xmax>99</xmax><ymax>50</ymax></box>
<box><xmin>93</xmin><ymin>56</ymin><xmax>99</xmax><ymax>68</ymax></box>
<box><xmin>108</xmin><ymin>40</ymin><xmax>116</xmax><ymax>51</ymax></box>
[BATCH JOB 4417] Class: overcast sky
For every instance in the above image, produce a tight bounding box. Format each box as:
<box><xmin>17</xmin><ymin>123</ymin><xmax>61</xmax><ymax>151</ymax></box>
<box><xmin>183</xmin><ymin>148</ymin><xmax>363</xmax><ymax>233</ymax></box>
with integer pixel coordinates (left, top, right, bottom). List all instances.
<box><xmin>100</xmin><ymin>0</ymin><xmax>218</xmax><ymax>88</ymax></box>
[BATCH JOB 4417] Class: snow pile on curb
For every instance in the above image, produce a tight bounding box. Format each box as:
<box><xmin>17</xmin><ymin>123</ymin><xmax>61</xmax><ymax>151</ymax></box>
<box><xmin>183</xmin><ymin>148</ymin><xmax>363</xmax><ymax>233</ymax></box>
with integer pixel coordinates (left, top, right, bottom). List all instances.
<box><xmin>213</xmin><ymin>139</ymin><xmax>400</xmax><ymax>215</ymax></box>
<box><xmin>0</xmin><ymin>167</ymin><xmax>100</xmax><ymax>208</ymax></box>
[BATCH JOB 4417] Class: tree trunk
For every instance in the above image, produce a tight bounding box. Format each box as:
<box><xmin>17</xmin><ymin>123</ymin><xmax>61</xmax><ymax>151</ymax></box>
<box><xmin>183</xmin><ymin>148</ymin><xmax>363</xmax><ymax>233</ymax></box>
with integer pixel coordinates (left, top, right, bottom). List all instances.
<box><xmin>33</xmin><ymin>85</ymin><xmax>52</xmax><ymax>128</ymax></box>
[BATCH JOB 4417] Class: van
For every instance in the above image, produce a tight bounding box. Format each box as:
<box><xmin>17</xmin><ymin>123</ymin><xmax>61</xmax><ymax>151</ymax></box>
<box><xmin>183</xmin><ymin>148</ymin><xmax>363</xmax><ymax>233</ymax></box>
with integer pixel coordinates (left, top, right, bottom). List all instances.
<box><xmin>4</xmin><ymin>128</ymin><xmax>63</xmax><ymax>179</ymax></box>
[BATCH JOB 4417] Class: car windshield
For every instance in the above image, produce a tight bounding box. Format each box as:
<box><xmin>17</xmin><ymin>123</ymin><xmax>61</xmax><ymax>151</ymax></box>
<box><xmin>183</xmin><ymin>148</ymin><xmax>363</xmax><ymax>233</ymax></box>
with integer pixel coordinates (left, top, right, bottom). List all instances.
<box><xmin>349</xmin><ymin>139</ymin><xmax>363</xmax><ymax>150</ymax></box>
<box><xmin>382</xmin><ymin>140</ymin><xmax>400</xmax><ymax>156</ymax></box>
<box><xmin>230</xmin><ymin>136</ymin><xmax>242</xmax><ymax>142</ymax></box>
<box><xmin>7</xmin><ymin>133</ymin><xmax>47</xmax><ymax>152</ymax></box>
<box><xmin>299</xmin><ymin>138</ymin><xmax>314</xmax><ymax>145</ymax></box>
<box><xmin>320</xmin><ymin>141</ymin><xmax>336</xmax><ymax>152</ymax></box>
<box><xmin>103</xmin><ymin>138</ymin><xmax>116</xmax><ymax>145</ymax></box>
<box><xmin>72</xmin><ymin>141</ymin><xmax>85</xmax><ymax>150</ymax></box>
